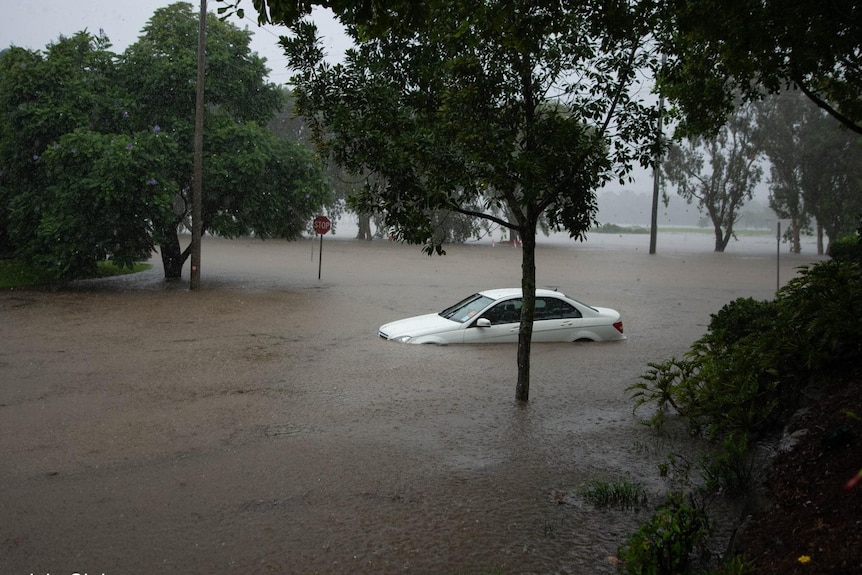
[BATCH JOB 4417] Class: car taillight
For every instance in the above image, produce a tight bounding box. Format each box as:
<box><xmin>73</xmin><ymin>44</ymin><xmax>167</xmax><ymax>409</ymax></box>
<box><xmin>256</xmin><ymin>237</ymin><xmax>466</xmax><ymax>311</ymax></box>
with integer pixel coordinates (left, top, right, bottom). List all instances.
<box><xmin>613</xmin><ymin>321</ymin><xmax>624</xmax><ymax>334</ymax></box>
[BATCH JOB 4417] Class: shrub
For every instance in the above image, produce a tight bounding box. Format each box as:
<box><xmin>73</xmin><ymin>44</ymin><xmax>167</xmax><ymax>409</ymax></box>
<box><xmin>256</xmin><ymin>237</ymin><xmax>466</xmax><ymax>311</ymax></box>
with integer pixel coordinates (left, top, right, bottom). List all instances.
<box><xmin>774</xmin><ymin>260</ymin><xmax>862</xmax><ymax>370</ymax></box>
<box><xmin>829</xmin><ymin>234</ymin><xmax>862</xmax><ymax>263</ymax></box>
<box><xmin>699</xmin><ymin>434</ymin><xmax>754</xmax><ymax>495</ymax></box>
<box><xmin>829</xmin><ymin>215</ymin><xmax>862</xmax><ymax>263</ymax></box>
<box><xmin>617</xmin><ymin>492</ymin><xmax>710</xmax><ymax>575</ymax></box>
<box><xmin>628</xmin><ymin>261</ymin><xmax>862</xmax><ymax>441</ymax></box>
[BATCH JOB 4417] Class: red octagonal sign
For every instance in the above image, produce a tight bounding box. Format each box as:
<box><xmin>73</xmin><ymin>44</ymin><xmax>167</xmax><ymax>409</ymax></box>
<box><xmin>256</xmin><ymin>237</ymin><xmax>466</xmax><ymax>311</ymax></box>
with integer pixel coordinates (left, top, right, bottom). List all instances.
<box><xmin>313</xmin><ymin>215</ymin><xmax>331</xmax><ymax>235</ymax></box>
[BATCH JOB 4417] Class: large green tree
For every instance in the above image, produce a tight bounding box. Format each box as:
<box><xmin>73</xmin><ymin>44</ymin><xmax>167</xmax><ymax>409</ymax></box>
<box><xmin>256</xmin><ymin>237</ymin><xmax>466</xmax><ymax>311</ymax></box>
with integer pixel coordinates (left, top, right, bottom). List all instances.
<box><xmin>0</xmin><ymin>32</ymin><xmax>147</xmax><ymax>274</ymax></box>
<box><xmin>254</xmin><ymin>0</ymin><xmax>661</xmax><ymax>401</ymax></box>
<box><xmin>120</xmin><ymin>2</ymin><xmax>329</xmax><ymax>277</ymax></box>
<box><xmin>655</xmin><ymin>0</ymin><xmax>862</xmax><ymax>136</ymax></box>
<box><xmin>0</xmin><ymin>3</ymin><xmax>332</xmax><ymax>279</ymax></box>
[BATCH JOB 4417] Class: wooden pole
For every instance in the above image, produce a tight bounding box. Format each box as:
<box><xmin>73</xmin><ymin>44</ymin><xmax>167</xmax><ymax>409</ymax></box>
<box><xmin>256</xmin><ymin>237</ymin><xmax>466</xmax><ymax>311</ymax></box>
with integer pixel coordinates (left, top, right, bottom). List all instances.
<box><xmin>190</xmin><ymin>0</ymin><xmax>206</xmax><ymax>290</ymax></box>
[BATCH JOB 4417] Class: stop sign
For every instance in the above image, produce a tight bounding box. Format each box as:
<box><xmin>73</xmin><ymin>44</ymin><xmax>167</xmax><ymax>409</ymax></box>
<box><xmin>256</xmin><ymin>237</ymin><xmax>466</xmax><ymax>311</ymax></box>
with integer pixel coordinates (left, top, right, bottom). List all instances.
<box><xmin>313</xmin><ymin>215</ymin><xmax>331</xmax><ymax>235</ymax></box>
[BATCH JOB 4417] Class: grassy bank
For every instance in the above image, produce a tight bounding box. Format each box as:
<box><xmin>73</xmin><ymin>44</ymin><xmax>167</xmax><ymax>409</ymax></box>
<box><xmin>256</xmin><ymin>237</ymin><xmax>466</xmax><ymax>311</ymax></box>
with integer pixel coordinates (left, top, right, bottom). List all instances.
<box><xmin>0</xmin><ymin>260</ymin><xmax>151</xmax><ymax>289</ymax></box>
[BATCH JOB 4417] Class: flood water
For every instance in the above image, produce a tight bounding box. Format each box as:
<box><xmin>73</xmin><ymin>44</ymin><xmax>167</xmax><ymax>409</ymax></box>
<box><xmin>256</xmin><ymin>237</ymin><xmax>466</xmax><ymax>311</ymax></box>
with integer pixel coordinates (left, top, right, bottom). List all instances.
<box><xmin>0</xmin><ymin>233</ymin><xmax>825</xmax><ymax>574</ymax></box>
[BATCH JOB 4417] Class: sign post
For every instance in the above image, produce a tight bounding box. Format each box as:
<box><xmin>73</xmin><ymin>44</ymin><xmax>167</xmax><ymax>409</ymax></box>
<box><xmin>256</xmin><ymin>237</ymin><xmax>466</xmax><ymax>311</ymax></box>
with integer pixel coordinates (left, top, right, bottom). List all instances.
<box><xmin>313</xmin><ymin>215</ymin><xmax>332</xmax><ymax>279</ymax></box>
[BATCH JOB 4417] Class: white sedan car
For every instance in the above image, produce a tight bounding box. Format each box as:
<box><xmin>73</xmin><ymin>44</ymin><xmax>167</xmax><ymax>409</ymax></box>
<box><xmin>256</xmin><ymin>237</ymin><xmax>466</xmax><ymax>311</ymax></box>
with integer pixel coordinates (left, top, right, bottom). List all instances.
<box><xmin>378</xmin><ymin>288</ymin><xmax>625</xmax><ymax>344</ymax></box>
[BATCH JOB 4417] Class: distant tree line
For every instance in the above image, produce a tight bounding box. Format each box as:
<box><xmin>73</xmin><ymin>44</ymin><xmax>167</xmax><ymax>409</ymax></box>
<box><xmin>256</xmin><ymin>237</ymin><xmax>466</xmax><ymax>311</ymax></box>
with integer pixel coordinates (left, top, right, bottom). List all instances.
<box><xmin>661</xmin><ymin>92</ymin><xmax>862</xmax><ymax>253</ymax></box>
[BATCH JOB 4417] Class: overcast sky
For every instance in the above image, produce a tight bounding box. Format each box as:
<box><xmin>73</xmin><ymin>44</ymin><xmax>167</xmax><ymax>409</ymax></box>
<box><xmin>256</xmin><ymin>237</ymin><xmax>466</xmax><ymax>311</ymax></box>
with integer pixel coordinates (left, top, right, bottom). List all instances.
<box><xmin>2</xmin><ymin>1</ymin><xmax>350</xmax><ymax>83</ymax></box>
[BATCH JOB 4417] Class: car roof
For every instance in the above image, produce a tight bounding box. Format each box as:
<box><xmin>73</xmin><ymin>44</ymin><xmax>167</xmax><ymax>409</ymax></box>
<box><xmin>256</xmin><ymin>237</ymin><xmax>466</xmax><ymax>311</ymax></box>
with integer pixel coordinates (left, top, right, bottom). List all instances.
<box><xmin>478</xmin><ymin>288</ymin><xmax>565</xmax><ymax>300</ymax></box>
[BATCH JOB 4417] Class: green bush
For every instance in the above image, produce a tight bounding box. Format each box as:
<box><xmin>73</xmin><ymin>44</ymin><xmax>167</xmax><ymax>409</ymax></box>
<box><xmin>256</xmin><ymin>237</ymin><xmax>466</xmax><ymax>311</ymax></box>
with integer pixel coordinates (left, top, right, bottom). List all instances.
<box><xmin>696</xmin><ymin>297</ymin><xmax>778</xmax><ymax>352</ymax></box>
<box><xmin>829</xmin><ymin>234</ymin><xmax>862</xmax><ymax>263</ymax></box>
<box><xmin>628</xmin><ymin>261</ymin><xmax>862</xmax><ymax>442</ymax></box>
<box><xmin>699</xmin><ymin>434</ymin><xmax>754</xmax><ymax>495</ymax></box>
<box><xmin>774</xmin><ymin>260</ymin><xmax>862</xmax><ymax>370</ymax></box>
<box><xmin>829</xmin><ymin>215</ymin><xmax>862</xmax><ymax>263</ymax></box>
<box><xmin>617</xmin><ymin>492</ymin><xmax>710</xmax><ymax>575</ymax></box>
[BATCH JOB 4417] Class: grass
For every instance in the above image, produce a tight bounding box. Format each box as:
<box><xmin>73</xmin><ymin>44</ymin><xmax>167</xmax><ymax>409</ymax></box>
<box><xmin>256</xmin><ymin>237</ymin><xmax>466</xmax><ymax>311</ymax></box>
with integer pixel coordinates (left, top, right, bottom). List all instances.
<box><xmin>0</xmin><ymin>259</ymin><xmax>151</xmax><ymax>289</ymax></box>
<box><xmin>579</xmin><ymin>477</ymin><xmax>649</xmax><ymax>510</ymax></box>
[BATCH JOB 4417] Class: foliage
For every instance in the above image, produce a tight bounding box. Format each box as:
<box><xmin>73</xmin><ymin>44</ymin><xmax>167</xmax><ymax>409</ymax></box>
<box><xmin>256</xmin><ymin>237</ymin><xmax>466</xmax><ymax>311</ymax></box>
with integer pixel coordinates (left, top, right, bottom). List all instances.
<box><xmin>662</xmin><ymin>102</ymin><xmax>762</xmax><ymax>252</ymax></box>
<box><xmin>628</xmin><ymin>300</ymin><xmax>769</xmax><ymax>439</ymax></box>
<box><xmin>745</xmin><ymin>90</ymin><xmax>862</xmax><ymax>254</ymax></box>
<box><xmin>0</xmin><ymin>3</ymin><xmax>333</xmax><ymax>280</ymax></box>
<box><xmin>628</xmin><ymin>261</ymin><xmax>862</xmax><ymax>442</ymax></box>
<box><xmin>756</xmin><ymin>91</ymin><xmax>814</xmax><ymax>253</ymax></box>
<box><xmin>0</xmin><ymin>32</ymin><xmax>125</xmax><ymax>263</ymax></box>
<box><xmin>830</xmin><ymin>233</ymin><xmax>862</xmax><ymax>264</ymax></box>
<box><xmin>654</xmin><ymin>0</ymin><xmax>862</xmax><ymax>137</ymax></box>
<box><xmin>579</xmin><ymin>478</ymin><xmax>649</xmax><ymax>510</ymax></box>
<box><xmin>777</xmin><ymin>260</ymin><xmax>862</xmax><ymax>369</ymax></box>
<box><xmin>617</xmin><ymin>492</ymin><xmax>710</xmax><ymax>575</ymax></box>
<box><xmin>758</xmin><ymin>92</ymin><xmax>862</xmax><ymax>252</ymax></box>
<box><xmin>698</xmin><ymin>435</ymin><xmax>754</xmax><ymax>496</ymax></box>
<box><xmin>11</xmin><ymin>129</ymin><xmax>177</xmax><ymax>277</ymax></box>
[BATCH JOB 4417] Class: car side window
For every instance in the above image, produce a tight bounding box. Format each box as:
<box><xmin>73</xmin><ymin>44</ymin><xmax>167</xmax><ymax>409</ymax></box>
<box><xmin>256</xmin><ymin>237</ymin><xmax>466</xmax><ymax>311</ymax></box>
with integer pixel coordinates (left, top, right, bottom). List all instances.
<box><xmin>481</xmin><ymin>299</ymin><xmax>521</xmax><ymax>325</ymax></box>
<box><xmin>536</xmin><ymin>297</ymin><xmax>582</xmax><ymax>320</ymax></box>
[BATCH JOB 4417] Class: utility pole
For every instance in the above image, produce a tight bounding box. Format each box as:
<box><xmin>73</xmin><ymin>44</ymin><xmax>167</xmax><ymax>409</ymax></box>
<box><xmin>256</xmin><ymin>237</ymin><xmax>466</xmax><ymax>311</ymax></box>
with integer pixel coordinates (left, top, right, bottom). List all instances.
<box><xmin>649</xmin><ymin>56</ymin><xmax>665</xmax><ymax>255</ymax></box>
<box><xmin>190</xmin><ymin>0</ymin><xmax>206</xmax><ymax>290</ymax></box>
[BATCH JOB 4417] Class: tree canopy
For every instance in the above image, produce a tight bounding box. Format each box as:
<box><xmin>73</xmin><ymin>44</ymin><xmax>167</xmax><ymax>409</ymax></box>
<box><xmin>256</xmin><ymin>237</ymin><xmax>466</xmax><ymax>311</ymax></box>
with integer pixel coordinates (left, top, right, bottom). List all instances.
<box><xmin>655</xmin><ymin>0</ymin><xmax>862</xmax><ymax>136</ymax></box>
<box><xmin>0</xmin><ymin>2</ymin><xmax>333</xmax><ymax>279</ymax></box>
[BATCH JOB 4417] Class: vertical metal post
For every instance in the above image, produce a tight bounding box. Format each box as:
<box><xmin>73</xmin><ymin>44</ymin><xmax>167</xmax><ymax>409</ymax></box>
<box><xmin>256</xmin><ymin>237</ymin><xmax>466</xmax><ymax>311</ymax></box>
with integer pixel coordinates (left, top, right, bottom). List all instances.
<box><xmin>318</xmin><ymin>234</ymin><xmax>324</xmax><ymax>279</ymax></box>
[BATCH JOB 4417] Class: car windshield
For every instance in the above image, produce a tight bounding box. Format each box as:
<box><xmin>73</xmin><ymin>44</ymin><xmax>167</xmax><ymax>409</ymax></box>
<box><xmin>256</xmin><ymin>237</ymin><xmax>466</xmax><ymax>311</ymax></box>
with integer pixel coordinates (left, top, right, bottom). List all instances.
<box><xmin>439</xmin><ymin>293</ymin><xmax>494</xmax><ymax>323</ymax></box>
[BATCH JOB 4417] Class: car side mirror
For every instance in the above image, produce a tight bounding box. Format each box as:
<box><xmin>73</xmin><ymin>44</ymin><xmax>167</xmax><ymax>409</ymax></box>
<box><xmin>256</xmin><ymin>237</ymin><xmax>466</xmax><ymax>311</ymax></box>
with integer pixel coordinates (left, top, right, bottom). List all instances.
<box><xmin>476</xmin><ymin>318</ymin><xmax>491</xmax><ymax>328</ymax></box>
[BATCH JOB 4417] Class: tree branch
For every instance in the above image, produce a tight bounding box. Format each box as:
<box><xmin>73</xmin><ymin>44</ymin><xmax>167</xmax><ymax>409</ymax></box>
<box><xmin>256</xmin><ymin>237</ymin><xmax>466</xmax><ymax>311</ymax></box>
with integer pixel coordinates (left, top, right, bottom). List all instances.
<box><xmin>794</xmin><ymin>76</ymin><xmax>862</xmax><ymax>136</ymax></box>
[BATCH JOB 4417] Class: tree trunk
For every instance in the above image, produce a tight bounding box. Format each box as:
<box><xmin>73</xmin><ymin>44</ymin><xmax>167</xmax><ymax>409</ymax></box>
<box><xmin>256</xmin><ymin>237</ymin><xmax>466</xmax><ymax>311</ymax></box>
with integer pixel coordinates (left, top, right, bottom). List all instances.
<box><xmin>159</xmin><ymin>233</ymin><xmax>187</xmax><ymax>279</ymax></box>
<box><xmin>356</xmin><ymin>213</ymin><xmax>373</xmax><ymax>240</ymax></box>
<box><xmin>515</xmin><ymin>220</ymin><xmax>537</xmax><ymax>402</ymax></box>
<box><xmin>714</xmin><ymin>225</ymin><xmax>729</xmax><ymax>252</ymax></box>
<box><xmin>791</xmin><ymin>219</ymin><xmax>802</xmax><ymax>253</ymax></box>
<box><xmin>817</xmin><ymin>223</ymin><xmax>824</xmax><ymax>255</ymax></box>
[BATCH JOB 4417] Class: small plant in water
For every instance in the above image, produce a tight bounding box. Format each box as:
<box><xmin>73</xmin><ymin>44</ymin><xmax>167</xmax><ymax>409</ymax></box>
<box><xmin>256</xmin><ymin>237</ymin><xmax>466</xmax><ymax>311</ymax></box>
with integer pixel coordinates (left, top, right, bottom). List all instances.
<box><xmin>580</xmin><ymin>478</ymin><xmax>649</xmax><ymax>510</ymax></box>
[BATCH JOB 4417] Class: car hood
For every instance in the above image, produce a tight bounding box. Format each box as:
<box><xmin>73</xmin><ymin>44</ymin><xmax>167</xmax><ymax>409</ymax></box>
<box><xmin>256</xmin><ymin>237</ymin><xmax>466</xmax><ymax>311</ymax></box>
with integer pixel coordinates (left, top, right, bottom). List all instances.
<box><xmin>379</xmin><ymin>313</ymin><xmax>459</xmax><ymax>341</ymax></box>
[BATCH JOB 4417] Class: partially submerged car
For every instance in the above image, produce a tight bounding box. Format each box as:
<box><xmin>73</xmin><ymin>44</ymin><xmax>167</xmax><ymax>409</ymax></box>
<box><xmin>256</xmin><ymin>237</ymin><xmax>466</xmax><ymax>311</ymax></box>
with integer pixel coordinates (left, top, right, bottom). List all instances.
<box><xmin>378</xmin><ymin>288</ymin><xmax>625</xmax><ymax>344</ymax></box>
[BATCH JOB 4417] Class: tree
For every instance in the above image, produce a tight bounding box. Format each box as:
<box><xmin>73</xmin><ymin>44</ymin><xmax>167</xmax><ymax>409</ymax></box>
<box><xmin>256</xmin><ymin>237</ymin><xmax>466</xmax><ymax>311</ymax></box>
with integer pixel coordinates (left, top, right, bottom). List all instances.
<box><xmin>757</xmin><ymin>92</ymin><xmax>811</xmax><ymax>253</ymax></box>
<box><xmin>121</xmin><ymin>2</ymin><xmax>329</xmax><ymax>278</ymax></box>
<box><xmin>269</xmin><ymin>1</ymin><xmax>660</xmax><ymax>401</ymax></box>
<box><xmin>655</xmin><ymin>0</ymin><xmax>862</xmax><ymax>137</ymax></box>
<box><xmin>796</xmin><ymin>112</ymin><xmax>862</xmax><ymax>254</ymax></box>
<box><xmin>0</xmin><ymin>32</ymin><xmax>146</xmax><ymax>275</ymax></box>
<box><xmin>0</xmin><ymin>4</ymin><xmax>332</xmax><ymax>279</ymax></box>
<box><xmin>662</xmin><ymin>102</ymin><xmax>762</xmax><ymax>252</ymax></box>
<box><xmin>757</xmin><ymin>90</ymin><xmax>862</xmax><ymax>254</ymax></box>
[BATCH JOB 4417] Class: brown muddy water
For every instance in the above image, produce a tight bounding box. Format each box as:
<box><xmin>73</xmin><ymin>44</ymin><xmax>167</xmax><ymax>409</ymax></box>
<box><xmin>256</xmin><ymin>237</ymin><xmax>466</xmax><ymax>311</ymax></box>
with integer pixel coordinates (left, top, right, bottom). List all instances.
<box><xmin>0</xmin><ymin>234</ymin><xmax>824</xmax><ymax>574</ymax></box>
